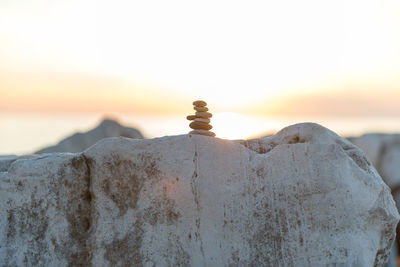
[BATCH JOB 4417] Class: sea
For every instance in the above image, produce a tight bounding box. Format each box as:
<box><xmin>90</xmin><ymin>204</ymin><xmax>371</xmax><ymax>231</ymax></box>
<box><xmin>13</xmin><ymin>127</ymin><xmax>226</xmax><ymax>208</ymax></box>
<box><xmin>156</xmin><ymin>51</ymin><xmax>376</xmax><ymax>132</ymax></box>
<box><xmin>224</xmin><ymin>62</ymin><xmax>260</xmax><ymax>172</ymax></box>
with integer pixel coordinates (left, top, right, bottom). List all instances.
<box><xmin>1</xmin><ymin>111</ymin><xmax>400</xmax><ymax>155</ymax></box>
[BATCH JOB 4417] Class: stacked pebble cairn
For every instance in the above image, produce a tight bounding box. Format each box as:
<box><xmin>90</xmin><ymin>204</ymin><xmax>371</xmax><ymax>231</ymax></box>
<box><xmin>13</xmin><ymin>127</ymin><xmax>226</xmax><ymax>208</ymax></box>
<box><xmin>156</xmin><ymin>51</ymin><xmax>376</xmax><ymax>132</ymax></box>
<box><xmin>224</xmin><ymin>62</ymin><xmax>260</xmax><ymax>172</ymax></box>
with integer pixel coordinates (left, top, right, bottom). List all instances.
<box><xmin>187</xmin><ymin>100</ymin><xmax>216</xmax><ymax>137</ymax></box>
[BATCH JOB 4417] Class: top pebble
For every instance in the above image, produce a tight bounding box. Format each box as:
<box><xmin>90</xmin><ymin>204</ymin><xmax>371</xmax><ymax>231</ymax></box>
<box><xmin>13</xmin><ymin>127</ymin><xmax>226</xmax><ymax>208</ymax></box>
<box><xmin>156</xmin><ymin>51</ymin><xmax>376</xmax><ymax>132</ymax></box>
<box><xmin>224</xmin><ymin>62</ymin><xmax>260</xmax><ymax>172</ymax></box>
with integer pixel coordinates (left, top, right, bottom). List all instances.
<box><xmin>193</xmin><ymin>100</ymin><xmax>207</xmax><ymax>107</ymax></box>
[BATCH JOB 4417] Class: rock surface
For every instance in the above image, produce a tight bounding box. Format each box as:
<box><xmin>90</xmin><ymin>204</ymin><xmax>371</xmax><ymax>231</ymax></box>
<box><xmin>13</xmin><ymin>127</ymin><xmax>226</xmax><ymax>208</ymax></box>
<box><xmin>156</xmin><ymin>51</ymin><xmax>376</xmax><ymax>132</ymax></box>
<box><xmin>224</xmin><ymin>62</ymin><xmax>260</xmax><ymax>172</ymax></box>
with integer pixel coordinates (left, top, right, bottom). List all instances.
<box><xmin>36</xmin><ymin>119</ymin><xmax>144</xmax><ymax>154</ymax></box>
<box><xmin>1</xmin><ymin>123</ymin><xmax>398</xmax><ymax>266</ymax></box>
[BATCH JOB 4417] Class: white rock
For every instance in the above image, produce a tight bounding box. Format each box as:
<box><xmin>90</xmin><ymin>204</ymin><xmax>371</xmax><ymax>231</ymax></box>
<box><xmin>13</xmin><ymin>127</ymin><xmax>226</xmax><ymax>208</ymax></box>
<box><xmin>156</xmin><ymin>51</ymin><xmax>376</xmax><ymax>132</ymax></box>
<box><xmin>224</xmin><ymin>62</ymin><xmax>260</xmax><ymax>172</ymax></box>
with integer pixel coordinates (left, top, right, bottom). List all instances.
<box><xmin>0</xmin><ymin>153</ymin><xmax>91</xmax><ymax>265</ymax></box>
<box><xmin>1</xmin><ymin>123</ymin><xmax>398</xmax><ymax>266</ymax></box>
<box><xmin>36</xmin><ymin>119</ymin><xmax>144</xmax><ymax>153</ymax></box>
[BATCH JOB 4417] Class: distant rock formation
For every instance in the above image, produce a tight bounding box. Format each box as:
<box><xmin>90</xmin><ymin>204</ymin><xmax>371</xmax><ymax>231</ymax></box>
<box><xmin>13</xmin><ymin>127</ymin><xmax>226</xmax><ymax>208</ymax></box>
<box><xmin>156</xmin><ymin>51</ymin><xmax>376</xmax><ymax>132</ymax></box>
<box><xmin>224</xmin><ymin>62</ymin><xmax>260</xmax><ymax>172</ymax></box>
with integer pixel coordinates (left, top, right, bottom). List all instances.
<box><xmin>0</xmin><ymin>156</ymin><xmax>17</xmax><ymax>172</ymax></box>
<box><xmin>0</xmin><ymin>155</ymin><xmax>37</xmax><ymax>172</ymax></box>
<box><xmin>349</xmin><ymin>134</ymin><xmax>400</xmax><ymax>206</ymax></box>
<box><xmin>36</xmin><ymin>119</ymin><xmax>144</xmax><ymax>153</ymax></box>
<box><xmin>1</xmin><ymin>123</ymin><xmax>398</xmax><ymax>266</ymax></box>
<box><xmin>349</xmin><ymin>134</ymin><xmax>400</xmax><ymax>266</ymax></box>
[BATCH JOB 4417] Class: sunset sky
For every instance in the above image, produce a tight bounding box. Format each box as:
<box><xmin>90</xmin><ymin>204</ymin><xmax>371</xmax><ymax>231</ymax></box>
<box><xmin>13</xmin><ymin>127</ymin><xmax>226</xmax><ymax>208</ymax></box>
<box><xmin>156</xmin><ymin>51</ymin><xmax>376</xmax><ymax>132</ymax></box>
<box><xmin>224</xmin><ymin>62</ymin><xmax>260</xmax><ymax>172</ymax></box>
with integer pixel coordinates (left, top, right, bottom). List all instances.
<box><xmin>1</xmin><ymin>0</ymin><xmax>400</xmax><ymax>153</ymax></box>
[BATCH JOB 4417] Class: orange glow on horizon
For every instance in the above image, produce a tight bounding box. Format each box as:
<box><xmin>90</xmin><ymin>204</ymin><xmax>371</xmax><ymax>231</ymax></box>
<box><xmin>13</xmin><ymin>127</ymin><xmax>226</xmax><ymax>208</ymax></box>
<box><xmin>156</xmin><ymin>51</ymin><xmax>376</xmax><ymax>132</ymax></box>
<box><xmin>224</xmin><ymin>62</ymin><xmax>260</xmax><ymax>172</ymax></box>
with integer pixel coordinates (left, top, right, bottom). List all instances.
<box><xmin>1</xmin><ymin>0</ymin><xmax>400</xmax><ymax>118</ymax></box>
<box><xmin>0</xmin><ymin>71</ymin><xmax>192</xmax><ymax>115</ymax></box>
<box><xmin>2</xmin><ymin>72</ymin><xmax>400</xmax><ymax>118</ymax></box>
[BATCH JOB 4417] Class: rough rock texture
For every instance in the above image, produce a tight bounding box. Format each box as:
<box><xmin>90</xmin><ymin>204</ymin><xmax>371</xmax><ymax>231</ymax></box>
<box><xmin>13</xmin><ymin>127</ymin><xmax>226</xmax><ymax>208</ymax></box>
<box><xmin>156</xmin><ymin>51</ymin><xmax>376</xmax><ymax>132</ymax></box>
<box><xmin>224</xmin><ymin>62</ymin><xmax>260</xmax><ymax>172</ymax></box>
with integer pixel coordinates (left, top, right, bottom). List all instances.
<box><xmin>36</xmin><ymin>119</ymin><xmax>144</xmax><ymax>154</ymax></box>
<box><xmin>0</xmin><ymin>154</ymin><xmax>92</xmax><ymax>266</ymax></box>
<box><xmin>1</xmin><ymin>123</ymin><xmax>398</xmax><ymax>266</ymax></box>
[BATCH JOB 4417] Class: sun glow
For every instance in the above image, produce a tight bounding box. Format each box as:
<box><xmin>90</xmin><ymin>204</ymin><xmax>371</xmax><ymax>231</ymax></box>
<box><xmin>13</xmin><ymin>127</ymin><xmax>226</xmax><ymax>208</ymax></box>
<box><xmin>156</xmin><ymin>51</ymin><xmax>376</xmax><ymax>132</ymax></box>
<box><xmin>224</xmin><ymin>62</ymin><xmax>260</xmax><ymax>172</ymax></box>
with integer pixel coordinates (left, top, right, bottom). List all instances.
<box><xmin>212</xmin><ymin>112</ymin><xmax>269</xmax><ymax>140</ymax></box>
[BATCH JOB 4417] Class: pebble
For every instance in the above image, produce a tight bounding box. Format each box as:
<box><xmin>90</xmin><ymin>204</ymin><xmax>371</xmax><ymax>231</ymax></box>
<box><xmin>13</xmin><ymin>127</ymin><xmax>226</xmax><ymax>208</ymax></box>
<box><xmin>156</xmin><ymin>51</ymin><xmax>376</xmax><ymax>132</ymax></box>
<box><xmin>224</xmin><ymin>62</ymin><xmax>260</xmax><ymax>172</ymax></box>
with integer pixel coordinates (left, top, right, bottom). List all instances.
<box><xmin>195</xmin><ymin>111</ymin><xmax>212</xmax><ymax>118</ymax></box>
<box><xmin>190</xmin><ymin>121</ymin><xmax>212</xmax><ymax>130</ymax></box>
<box><xmin>193</xmin><ymin>100</ymin><xmax>207</xmax><ymax>107</ymax></box>
<box><xmin>187</xmin><ymin>100</ymin><xmax>215</xmax><ymax>137</ymax></box>
<box><xmin>189</xmin><ymin>129</ymin><xmax>216</xmax><ymax>137</ymax></box>
<box><xmin>186</xmin><ymin>115</ymin><xmax>197</xmax><ymax>121</ymax></box>
<box><xmin>194</xmin><ymin>118</ymin><xmax>210</xmax><ymax>123</ymax></box>
<box><xmin>194</xmin><ymin>106</ymin><xmax>208</xmax><ymax>112</ymax></box>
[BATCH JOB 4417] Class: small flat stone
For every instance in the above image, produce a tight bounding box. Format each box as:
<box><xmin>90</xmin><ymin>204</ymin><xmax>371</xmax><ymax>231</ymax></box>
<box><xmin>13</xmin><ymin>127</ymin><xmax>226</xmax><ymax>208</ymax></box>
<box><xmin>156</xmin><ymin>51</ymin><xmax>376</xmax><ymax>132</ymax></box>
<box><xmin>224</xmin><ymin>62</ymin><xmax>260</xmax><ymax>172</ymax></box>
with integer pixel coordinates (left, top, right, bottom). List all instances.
<box><xmin>195</xmin><ymin>111</ymin><xmax>212</xmax><ymax>118</ymax></box>
<box><xmin>189</xmin><ymin>129</ymin><xmax>216</xmax><ymax>137</ymax></box>
<box><xmin>190</xmin><ymin>121</ymin><xmax>212</xmax><ymax>130</ymax></box>
<box><xmin>194</xmin><ymin>106</ymin><xmax>208</xmax><ymax>112</ymax></box>
<box><xmin>186</xmin><ymin>115</ymin><xmax>197</xmax><ymax>121</ymax></box>
<box><xmin>194</xmin><ymin>118</ymin><xmax>210</xmax><ymax>124</ymax></box>
<box><xmin>193</xmin><ymin>100</ymin><xmax>207</xmax><ymax>107</ymax></box>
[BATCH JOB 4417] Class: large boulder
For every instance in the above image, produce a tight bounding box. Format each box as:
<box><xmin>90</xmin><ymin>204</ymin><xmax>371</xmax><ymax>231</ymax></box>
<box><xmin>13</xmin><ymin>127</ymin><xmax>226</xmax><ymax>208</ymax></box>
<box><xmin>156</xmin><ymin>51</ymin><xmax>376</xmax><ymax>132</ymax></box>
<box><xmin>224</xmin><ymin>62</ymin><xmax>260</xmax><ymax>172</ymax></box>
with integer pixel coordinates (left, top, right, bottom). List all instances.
<box><xmin>36</xmin><ymin>119</ymin><xmax>144</xmax><ymax>154</ymax></box>
<box><xmin>1</xmin><ymin>123</ymin><xmax>398</xmax><ymax>266</ymax></box>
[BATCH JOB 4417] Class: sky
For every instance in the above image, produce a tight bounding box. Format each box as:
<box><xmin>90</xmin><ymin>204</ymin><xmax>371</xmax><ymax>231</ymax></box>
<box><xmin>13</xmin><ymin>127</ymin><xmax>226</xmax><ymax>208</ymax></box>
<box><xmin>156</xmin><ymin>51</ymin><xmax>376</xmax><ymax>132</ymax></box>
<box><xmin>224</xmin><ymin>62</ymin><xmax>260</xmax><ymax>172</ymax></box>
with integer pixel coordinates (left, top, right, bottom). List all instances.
<box><xmin>1</xmin><ymin>0</ymin><xmax>400</xmax><ymax>153</ymax></box>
